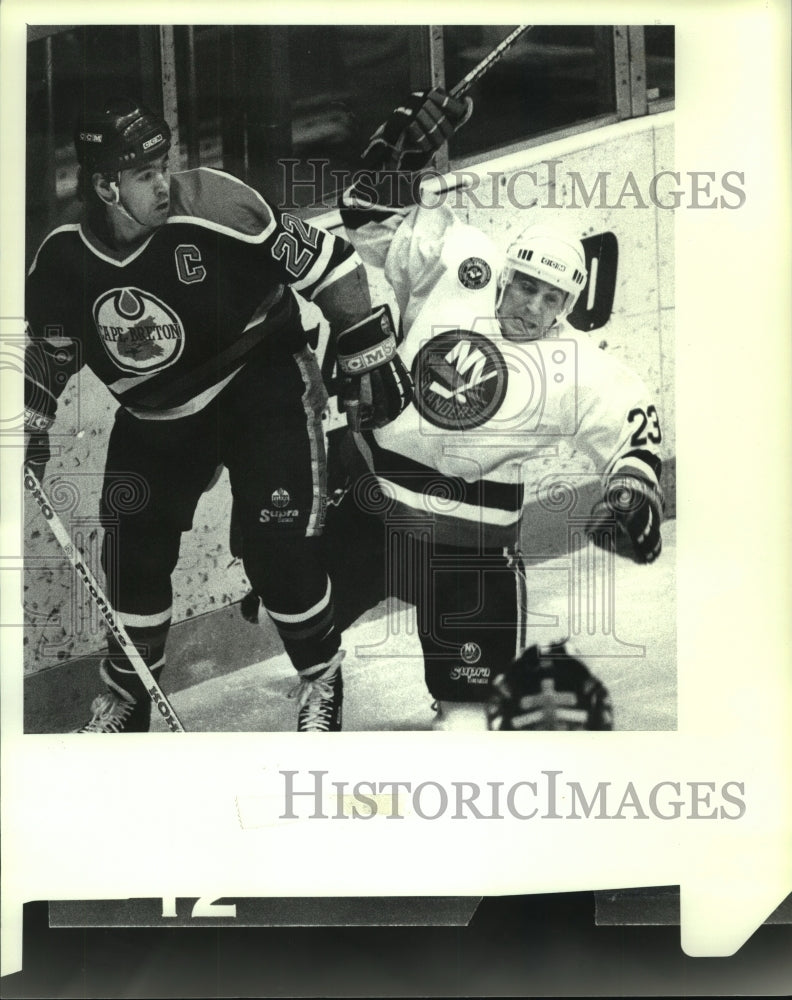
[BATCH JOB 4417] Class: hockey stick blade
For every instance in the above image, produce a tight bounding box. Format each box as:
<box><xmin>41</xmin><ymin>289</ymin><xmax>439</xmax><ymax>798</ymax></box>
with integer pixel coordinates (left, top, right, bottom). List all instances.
<box><xmin>23</xmin><ymin>467</ymin><xmax>186</xmax><ymax>733</ymax></box>
<box><xmin>450</xmin><ymin>25</ymin><xmax>533</xmax><ymax>99</ymax></box>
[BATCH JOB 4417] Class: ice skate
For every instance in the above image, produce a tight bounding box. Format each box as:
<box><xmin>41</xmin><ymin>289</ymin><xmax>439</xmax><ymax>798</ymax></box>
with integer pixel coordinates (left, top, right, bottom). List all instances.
<box><xmin>289</xmin><ymin>650</ymin><xmax>345</xmax><ymax>732</ymax></box>
<box><xmin>73</xmin><ymin>660</ymin><xmax>152</xmax><ymax>733</ymax></box>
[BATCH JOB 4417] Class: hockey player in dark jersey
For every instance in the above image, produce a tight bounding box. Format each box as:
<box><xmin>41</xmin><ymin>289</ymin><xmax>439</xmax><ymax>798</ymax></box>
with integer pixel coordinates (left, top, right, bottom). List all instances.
<box><xmin>24</xmin><ymin>98</ymin><xmax>412</xmax><ymax>733</ymax></box>
<box><xmin>327</xmin><ymin>89</ymin><xmax>665</xmax><ymax>730</ymax></box>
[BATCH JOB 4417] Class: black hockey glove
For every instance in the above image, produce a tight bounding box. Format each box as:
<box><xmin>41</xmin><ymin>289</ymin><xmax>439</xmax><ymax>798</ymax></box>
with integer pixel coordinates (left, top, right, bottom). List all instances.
<box><xmin>360</xmin><ymin>87</ymin><xmax>473</xmax><ymax>174</ymax></box>
<box><xmin>24</xmin><ymin>431</ymin><xmax>51</xmax><ymax>482</ymax></box>
<box><xmin>587</xmin><ymin>474</ymin><xmax>664</xmax><ymax>564</ymax></box>
<box><xmin>240</xmin><ymin>590</ymin><xmax>261</xmax><ymax>625</ymax></box>
<box><xmin>343</xmin><ymin>88</ymin><xmax>473</xmax><ymax>214</ymax></box>
<box><xmin>487</xmin><ymin>643</ymin><xmax>614</xmax><ymax>731</ymax></box>
<box><xmin>24</xmin><ymin>403</ymin><xmax>53</xmax><ymax>483</ymax></box>
<box><xmin>335</xmin><ymin>304</ymin><xmax>413</xmax><ymax>431</ymax></box>
<box><xmin>24</xmin><ymin>347</ymin><xmax>57</xmax><ymax>481</ymax></box>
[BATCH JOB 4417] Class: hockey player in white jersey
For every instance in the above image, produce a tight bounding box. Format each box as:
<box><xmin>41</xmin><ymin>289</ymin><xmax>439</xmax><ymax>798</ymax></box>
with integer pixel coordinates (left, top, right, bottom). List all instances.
<box><xmin>334</xmin><ymin>88</ymin><xmax>664</xmax><ymax>730</ymax></box>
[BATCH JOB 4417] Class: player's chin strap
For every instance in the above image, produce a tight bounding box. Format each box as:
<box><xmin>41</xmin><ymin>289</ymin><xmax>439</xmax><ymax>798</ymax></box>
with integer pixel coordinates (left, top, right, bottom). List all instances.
<box><xmin>495</xmin><ymin>267</ymin><xmax>575</xmax><ymax>326</ymax></box>
<box><xmin>109</xmin><ymin>177</ymin><xmax>149</xmax><ymax>229</ymax></box>
<box><xmin>495</xmin><ymin>302</ymin><xmax>564</xmax><ymax>341</ymax></box>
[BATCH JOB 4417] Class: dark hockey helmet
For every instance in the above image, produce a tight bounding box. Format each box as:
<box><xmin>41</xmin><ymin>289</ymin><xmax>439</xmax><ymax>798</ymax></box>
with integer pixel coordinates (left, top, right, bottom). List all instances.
<box><xmin>487</xmin><ymin>641</ymin><xmax>614</xmax><ymax>731</ymax></box>
<box><xmin>74</xmin><ymin>98</ymin><xmax>171</xmax><ymax>175</ymax></box>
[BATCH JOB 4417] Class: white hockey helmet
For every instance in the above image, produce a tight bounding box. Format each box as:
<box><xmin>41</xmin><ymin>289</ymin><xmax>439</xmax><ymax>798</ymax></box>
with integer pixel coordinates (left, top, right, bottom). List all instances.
<box><xmin>497</xmin><ymin>224</ymin><xmax>588</xmax><ymax>321</ymax></box>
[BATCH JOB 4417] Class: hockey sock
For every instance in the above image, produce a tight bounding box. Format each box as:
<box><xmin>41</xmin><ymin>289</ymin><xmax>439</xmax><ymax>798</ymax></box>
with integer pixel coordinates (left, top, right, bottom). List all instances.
<box><xmin>271</xmin><ymin>619</ymin><xmax>341</xmax><ymax>674</ymax></box>
<box><xmin>105</xmin><ymin>622</ymin><xmax>167</xmax><ymax>701</ymax></box>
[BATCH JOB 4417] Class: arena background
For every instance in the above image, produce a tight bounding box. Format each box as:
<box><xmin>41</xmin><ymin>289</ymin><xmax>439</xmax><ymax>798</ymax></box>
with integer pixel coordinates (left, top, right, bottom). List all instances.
<box><xmin>22</xmin><ymin>24</ymin><xmax>676</xmax><ymax>731</ymax></box>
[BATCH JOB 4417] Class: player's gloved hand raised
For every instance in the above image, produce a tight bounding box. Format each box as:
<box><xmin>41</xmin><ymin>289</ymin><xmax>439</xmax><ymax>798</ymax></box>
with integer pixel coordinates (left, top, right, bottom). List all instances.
<box><xmin>361</xmin><ymin>88</ymin><xmax>473</xmax><ymax>174</ymax></box>
<box><xmin>335</xmin><ymin>304</ymin><xmax>413</xmax><ymax>431</ymax></box>
<box><xmin>587</xmin><ymin>474</ymin><xmax>664</xmax><ymax>564</ymax></box>
<box><xmin>487</xmin><ymin>642</ymin><xmax>614</xmax><ymax>731</ymax></box>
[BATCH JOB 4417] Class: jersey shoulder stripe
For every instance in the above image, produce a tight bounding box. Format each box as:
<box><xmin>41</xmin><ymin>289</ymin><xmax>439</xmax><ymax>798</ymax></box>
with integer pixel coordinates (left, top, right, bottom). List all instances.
<box><xmin>167</xmin><ymin>168</ymin><xmax>277</xmax><ymax>243</ymax></box>
<box><xmin>27</xmin><ymin>224</ymin><xmax>82</xmax><ymax>277</ymax></box>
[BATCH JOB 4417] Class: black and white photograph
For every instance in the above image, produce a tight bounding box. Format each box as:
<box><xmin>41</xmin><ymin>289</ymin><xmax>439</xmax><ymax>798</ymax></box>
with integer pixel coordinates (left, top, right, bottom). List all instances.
<box><xmin>2</xmin><ymin>1</ymin><xmax>790</xmax><ymax>996</ymax></box>
<box><xmin>20</xmin><ymin>22</ymin><xmax>675</xmax><ymax>736</ymax></box>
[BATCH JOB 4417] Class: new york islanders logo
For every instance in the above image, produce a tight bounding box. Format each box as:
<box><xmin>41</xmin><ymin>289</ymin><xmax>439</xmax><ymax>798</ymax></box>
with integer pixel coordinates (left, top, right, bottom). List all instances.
<box><xmin>411</xmin><ymin>329</ymin><xmax>508</xmax><ymax>430</ymax></box>
<box><xmin>460</xmin><ymin>642</ymin><xmax>482</xmax><ymax>664</ymax></box>
<box><xmin>93</xmin><ymin>287</ymin><xmax>185</xmax><ymax>374</ymax></box>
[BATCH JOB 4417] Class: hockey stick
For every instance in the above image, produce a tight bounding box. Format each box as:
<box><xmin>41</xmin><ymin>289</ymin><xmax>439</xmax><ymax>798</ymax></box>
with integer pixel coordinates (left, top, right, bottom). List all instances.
<box><xmin>449</xmin><ymin>25</ymin><xmax>534</xmax><ymax>99</ymax></box>
<box><xmin>23</xmin><ymin>466</ymin><xmax>186</xmax><ymax>733</ymax></box>
<box><xmin>328</xmin><ymin>27</ymin><xmax>534</xmax><ymax>395</ymax></box>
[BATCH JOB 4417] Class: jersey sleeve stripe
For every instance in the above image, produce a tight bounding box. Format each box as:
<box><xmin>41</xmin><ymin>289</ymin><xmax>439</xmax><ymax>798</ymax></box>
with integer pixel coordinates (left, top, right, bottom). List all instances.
<box><xmin>287</xmin><ymin>233</ymin><xmax>334</xmax><ymax>294</ymax></box>
<box><xmin>305</xmin><ymin>252</ymin><xmax>362</xmax><ymax>299</ymax></box>
<box><xmin>611</xmin><ymin>449</ymin><xmax>662</xmax><ymax>484</ymax></box>
<box><xmin>297</xmin><ymin>241</ymin><xmax>361</xmax><ymax>300</ymax></box>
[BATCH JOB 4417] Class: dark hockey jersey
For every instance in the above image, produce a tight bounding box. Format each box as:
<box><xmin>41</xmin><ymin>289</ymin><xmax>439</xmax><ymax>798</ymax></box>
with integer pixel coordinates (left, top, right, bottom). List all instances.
<box><xmin>25</xmin><ymin>167</ymin><xmax>362</xmax><ymax>424</ymax></box>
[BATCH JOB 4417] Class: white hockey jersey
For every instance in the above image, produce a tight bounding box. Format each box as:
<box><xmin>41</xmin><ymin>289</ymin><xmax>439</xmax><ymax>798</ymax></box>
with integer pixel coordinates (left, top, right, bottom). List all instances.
<box><xmin>345</xmin><ymin>202</ymin><xmax>663</xmax><ymax>549</ymax></box>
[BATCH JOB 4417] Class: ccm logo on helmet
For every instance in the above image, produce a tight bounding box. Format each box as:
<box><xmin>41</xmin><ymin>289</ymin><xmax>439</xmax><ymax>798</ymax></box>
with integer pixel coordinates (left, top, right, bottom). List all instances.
<box><xmin>79</xmin><ymin>132</ymin><xmax>103</xmax><ymax>143</ymax></box>
<box><xmin>541</xmin><ymin>256</ymin><xmax>566</xmax><ymax>272</ymax></box>
<box><xmin>142</xmin><ymin>133</ymin><xmax>164</xmax><ymax>150</ymax></box>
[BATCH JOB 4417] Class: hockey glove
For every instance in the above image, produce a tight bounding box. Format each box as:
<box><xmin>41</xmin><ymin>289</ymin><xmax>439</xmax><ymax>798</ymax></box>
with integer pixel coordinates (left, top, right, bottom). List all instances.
<box><xmin>487</xmin><ymin>642</ymin><xmax>614</xmax><ymax>731</ymax></box>
<box><xmin>240</xmin><ymin>590</ymin><xmax>261</xmax><ymax>624</ymax></box>
<box><xmin>23</xmin><ymin>403</ymin><xmax>54</xmax><ymax>481</ymax></box>
<box><xmin>588</xmin><ymin>474</ymin><xmax>664</xmax><ymax>564</ymax></box>
<box><xmin>360</xmin><ymin>88</ymin><xmax>473</xmax><ymax>174</ymax></box>
<box><xmin>24</xmin><ymin>431</ymin><xmax>51</xmax><ymax>482</ymax></box>
<box><xmin>335</xmin><ymin>304</ymin><xmax>413</xmax><ymax>431</ymax></box>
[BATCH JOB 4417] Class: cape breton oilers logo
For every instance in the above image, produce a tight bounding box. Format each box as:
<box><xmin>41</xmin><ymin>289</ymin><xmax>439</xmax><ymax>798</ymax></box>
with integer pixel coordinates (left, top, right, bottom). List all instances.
<box><xmin>93</xmin><ymin>287</ymin><xmax>185</xmax><ymax>374</ymax></box>
<box><xmin>271</xmin><ymin>488</ymin><xmax>290</xmax><ymax>508</ymax></box>
<box><xmin>457</xmin><ymin>256</ymin><xmax>492</xmax><ymax>290</ymax></box>
<box><xmin>411</xmin><ymin>329</ymin><xmax>509</xmax><ymax>431</ymax></box>
<box><xmin>259</xmin><ymin>487</ymin><xmax>300</xmax><ymax>525</ymax></box>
